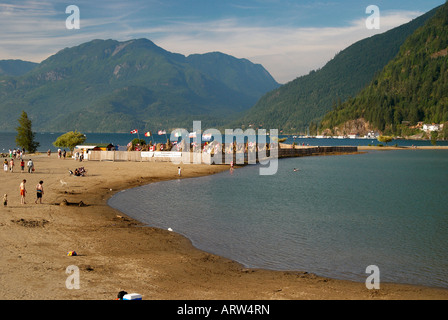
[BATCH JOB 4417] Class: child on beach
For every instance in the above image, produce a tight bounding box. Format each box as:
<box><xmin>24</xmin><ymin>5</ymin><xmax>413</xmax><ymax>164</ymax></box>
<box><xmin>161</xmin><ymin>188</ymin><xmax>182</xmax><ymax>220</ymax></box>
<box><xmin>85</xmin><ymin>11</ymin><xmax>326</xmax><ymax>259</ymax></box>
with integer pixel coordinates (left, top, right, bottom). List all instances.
<box><xmin>20</xmin><ymin>159</ymin><xmax>25</xmax><ymax>172</ymax></box>
<box><xmin>3</xmin><ymin>194</ymin><xmax>7</xmax><ymax>207</ymax></box>
<box><xmin>35</xmin><ymin>181</ymin><xmax>44</xmax><ymax>204</ymax></box>
<box><xmin>3</xmin><ymin>159</ymin><xmax>8</xmax><ymax>172</ymax></box>
<box><xmin>9</xmin><ymin>158</ymin><xmax>14</xmax><ymax>172</ymax></box>
<box><xmin>20</xmin><ymin>179</ymin><xmax>26</xmax><ymax>204</ymax></box>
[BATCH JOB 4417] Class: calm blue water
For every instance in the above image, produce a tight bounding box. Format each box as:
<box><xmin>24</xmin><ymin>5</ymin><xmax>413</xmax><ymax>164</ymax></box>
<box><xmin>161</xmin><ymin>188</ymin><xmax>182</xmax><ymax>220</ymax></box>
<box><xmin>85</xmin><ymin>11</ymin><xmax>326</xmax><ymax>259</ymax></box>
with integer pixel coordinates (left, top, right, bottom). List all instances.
<box><xmin>108</xmin><ymin>150</ymin><xmax>448</xmax><ymax>289</ymax></box>
<box><xmin>1</xmin><ymin>132</ymin><xmax>447</xmax><ymax>152</ymax></box>
<box><xmin>0</xmin><ymin>132</ymin><xmax>170</xmax><ymax>153</ymax></box>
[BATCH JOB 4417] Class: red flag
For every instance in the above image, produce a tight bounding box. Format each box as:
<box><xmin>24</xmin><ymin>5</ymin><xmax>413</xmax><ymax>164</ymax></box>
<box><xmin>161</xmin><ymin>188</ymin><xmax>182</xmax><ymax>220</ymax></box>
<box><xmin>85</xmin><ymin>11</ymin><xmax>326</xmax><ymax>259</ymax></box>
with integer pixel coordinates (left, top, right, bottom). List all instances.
<box><xmin>130</xmin><ymin>129</ymin><xmax>138</xmax><ymax>134</ymax></box>
<box><xmin>158</xmin><ymin>130</ymin><xmax>166</xmax><ymax>135</ymax></box>
<box><xmin>144</xmin><ymin>131</ymin><xmax>151</xmax><ymax>137</ymax></box>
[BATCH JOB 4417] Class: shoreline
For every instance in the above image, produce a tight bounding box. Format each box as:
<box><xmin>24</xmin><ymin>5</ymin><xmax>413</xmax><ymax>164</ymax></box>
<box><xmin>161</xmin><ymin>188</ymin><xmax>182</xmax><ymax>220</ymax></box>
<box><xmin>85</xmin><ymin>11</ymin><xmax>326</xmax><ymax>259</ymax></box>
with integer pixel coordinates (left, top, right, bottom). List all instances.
<box><xmin>358</xmin><ymin>145</ymin><xmax>448</xmax><ymax>150</ymax></box>
<box><xmin>1</xmin><ymin>153</ymin><xmax>448</xmax><ymax>299</ymax></box>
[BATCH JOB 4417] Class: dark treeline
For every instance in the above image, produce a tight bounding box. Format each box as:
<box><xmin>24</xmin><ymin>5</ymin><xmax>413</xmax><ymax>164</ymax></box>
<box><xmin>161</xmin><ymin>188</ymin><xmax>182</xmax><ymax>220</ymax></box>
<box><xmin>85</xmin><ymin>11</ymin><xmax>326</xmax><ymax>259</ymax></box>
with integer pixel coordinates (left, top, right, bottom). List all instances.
<box><xmin>229</xmin><ymin>6</ymin><xmax>439</xmax><ymax>133</ymax></box>
<box><xmin>321</xmin><ymin>3</ymin><xmax>448</xmax><ymax>137</ymax></box>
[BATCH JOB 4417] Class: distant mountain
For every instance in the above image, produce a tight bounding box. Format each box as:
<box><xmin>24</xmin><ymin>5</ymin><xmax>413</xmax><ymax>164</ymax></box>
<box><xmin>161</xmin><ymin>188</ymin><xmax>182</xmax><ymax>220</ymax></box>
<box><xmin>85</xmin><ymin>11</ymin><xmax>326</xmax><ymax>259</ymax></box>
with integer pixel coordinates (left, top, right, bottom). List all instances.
<box><xmin>229</xmin><ymin>5</ymin><xmax>439</xmax><ymax>134</ymax></box>
<box><xmin>0</xmin><ymin>60</ymin><xmax>38</xmax><ymax>76</ymax></box>
<box><xmin>0</xmin><ymin>39</ymin><xmax>278</xmax><ymax>132</ymax></box>
<box><xmin>320</xmin><ymin>3</ymin><xmax>448</xmax><ymax>136</ymax></box>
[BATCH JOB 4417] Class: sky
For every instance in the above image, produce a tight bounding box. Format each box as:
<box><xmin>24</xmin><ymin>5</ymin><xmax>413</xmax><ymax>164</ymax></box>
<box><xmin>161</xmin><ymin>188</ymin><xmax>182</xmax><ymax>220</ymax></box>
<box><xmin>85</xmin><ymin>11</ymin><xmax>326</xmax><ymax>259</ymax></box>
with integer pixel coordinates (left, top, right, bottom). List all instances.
<box><xmin>0</xmin><ymin>0</ymin><xmax>445</xmax><ymax>83</ymax></box>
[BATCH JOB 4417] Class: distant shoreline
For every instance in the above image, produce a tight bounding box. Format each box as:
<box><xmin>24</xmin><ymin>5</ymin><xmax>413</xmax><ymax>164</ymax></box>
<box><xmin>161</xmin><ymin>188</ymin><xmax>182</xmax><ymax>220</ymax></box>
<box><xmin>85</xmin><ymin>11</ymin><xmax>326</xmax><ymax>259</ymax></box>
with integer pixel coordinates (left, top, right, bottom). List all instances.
<box><xmin>358</xmin><ymin>145</ymin><xmax>448</xmax><ymax>150</ymax></box>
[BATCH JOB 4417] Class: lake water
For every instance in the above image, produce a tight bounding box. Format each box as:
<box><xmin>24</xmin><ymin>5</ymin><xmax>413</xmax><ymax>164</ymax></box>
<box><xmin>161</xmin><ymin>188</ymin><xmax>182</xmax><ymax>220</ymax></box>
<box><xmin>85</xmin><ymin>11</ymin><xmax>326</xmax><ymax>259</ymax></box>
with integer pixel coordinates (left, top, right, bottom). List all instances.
<box><xmin>108</xmin><ymin>150</ymin><xmax>448</xmax><ymax>289</ymax></box>
<box><xmin>1</xmin><ymin>131</ymin><xmax>448</xmax><ymax>153</ymax></box>
<box><xmin>0</xmin><ymin>132</ymin><xmax>169</xmax><ymax>153</ymax></box>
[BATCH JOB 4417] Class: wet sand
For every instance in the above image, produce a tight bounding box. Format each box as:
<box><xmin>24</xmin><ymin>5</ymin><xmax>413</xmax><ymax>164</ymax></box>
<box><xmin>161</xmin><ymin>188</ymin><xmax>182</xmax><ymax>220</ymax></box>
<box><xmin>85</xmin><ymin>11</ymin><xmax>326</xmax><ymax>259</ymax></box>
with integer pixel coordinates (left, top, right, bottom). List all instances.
<box><xmin>1</xmin><ymin>153</ymin><xmax>447</xmax><ymax>300</ymax></box>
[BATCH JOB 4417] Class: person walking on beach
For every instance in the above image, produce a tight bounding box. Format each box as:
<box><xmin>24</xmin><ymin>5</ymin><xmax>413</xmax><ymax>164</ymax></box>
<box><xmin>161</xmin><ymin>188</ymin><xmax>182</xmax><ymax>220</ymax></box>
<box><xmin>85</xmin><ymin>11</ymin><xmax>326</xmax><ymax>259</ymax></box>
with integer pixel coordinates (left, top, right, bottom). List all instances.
<box><xmin>27</xmin><ymin>159</ymin><xmax>34</xmax><ymax>173</ymax></box>
<box><xmin>9</xmin><ymin>158</ymin><xmax>14</xmax><ymax>172</ymax></box>
<box><xmin>3</xmin><ymin>194</ymin><xmax>7</xmax><ymax>207</ymax></box>
<box><xmin>20</xmin><ymin>159</ymin><xmax>25</xmax><ymax>173</ymax></box>
<box><xmin>178</xmin><ymin>166</ymin><xmax>181</xmax><ymax>177</ymax></box>
<box><xmin>35</xmin><ymin>181</ymin><xmax>44</xmax><ymax>204</ymax></box>
<box><xmin>3</xmin><ymin>159</ymin><xmax>8</xmax><ymax>172</ymax></box>
<box><xmin>20</xmin><ymin>179</ymin><xmax>27</xmax><ymax>204</ymax></box>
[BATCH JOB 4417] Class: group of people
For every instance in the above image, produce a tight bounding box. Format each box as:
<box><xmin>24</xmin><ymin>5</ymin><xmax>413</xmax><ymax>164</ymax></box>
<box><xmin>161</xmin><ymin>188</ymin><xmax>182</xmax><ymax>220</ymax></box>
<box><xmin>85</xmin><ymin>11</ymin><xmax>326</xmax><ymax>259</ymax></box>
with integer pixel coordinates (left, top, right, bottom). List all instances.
<box><xmin>73</xmin><ymin>151</ymin><xmax>84</xmax><ymax>161</ymax></box>
<box><xmin>47</xmin><ymin>148</ymin><xmax>67</xmax><ymax>159</ymax></box>
<box><xmin>7</xmin><ymin>148</ymin><xmax>25</xmax><ymax>159</ymax></box>
<box><xmin>69</xmin><ymin>166</ymin><xmax>86</xmax><ymax>177</ymax></box>
<box><xmin>3</xmin><ymin>178</ymin><xmax>44</xmax><ymax>207</ymax></box>
<box><xmin>17</xmin><ymin>179</ymin><xmax>44</xmax><ymax>205</ymax></box>
<box><xmin>3</xmin><ymin>158</ymin><xmax>34</xmax><ymax>173</ymax></box>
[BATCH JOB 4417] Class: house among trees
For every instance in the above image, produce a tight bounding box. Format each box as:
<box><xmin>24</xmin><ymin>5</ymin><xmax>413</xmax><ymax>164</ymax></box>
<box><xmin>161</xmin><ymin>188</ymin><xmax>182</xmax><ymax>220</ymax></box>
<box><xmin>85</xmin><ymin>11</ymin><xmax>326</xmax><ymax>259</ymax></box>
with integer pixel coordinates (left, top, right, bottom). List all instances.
<box><xmin>422</xmin><ymin>124</ymin><xmax>443</xmax><ymax>132</ymax></box>
<box><xmin>365</xmin><ymin>131</ymin><xmax>379</xmax><ymax>139</ymax></box>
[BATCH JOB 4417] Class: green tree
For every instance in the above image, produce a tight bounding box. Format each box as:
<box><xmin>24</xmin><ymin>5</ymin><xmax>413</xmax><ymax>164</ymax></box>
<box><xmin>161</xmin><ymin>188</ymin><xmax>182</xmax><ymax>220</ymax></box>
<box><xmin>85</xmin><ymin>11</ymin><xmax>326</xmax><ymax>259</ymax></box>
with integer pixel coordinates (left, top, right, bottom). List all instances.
<box><xmin>442</xmin><ymin>122</ymin><xmax>448</xmax><ymax>140</ymax></box>
<box><xmin>431</xmin><ymin>131</ymin><xmax>438</xmax><ymax>146</ymax></box>
<box><xmin>377</xmin><ymin>135</ymin><xmax>394</xmax><ymax>146</ymax></box>
<box><xmin>131</xmin><ymin>138</ymin><xmax>146</xmax><ymax>146</ymax></box>
<box><xmin>53</xmin><ymin>131</ymin><xmax>86</xmax><ymax>151</ymax></box>
<box><xmin>15</xmin><ymin>111</ymin><xmax>40</xmax><ymax>153</ymax></box>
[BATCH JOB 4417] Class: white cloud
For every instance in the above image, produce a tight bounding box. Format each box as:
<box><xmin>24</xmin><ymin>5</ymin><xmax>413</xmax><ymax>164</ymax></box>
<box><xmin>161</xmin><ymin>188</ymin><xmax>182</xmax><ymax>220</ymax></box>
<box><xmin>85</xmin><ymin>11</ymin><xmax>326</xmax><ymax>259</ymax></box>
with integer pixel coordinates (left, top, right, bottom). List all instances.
<box><xmin>152</xmin><ymin>10</ymin><xmax>422</xmax><ymax>83</ymax></box>
<box><xmin>0</xmin><ymin>2</ymin><xmax>423</xmax><ymax>83</ymax></box>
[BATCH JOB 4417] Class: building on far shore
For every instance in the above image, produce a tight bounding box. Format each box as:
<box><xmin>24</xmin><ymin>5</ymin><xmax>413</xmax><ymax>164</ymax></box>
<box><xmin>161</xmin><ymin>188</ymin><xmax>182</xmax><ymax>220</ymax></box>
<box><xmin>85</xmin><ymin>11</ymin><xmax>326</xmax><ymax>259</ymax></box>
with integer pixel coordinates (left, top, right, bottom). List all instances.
<box><xmin>423</xmin><ymin>124</ymin><xmax>443</xmax><ymax>132</ymax></box>
<box><xmin>365</xmin><ymin>131</ymin><xmax>379</xmax><ymax>139</ymax></box>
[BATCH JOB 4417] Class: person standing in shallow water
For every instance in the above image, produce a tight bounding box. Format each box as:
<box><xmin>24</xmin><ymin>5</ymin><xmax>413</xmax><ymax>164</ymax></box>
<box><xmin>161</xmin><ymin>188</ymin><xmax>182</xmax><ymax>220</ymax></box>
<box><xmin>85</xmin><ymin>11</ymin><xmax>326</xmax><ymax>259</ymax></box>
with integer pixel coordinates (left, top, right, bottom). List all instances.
<box><xmin>35</xmin><ymin>181</ymin><xmax>44</xmax><ymax>204</ymax></box>
<box><xmin>20</xmin><ymin>179</ymin><xmax>26</xmax><ymax>204</ymax></box>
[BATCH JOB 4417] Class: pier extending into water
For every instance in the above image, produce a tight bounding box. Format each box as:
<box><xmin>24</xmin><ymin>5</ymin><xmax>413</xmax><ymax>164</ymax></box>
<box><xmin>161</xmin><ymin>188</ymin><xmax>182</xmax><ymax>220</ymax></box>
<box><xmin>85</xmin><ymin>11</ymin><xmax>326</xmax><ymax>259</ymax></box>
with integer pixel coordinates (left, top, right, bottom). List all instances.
<box><xmin>87</xmin><ymin>145</ymin><xmax>358</xmax><ymax>164</ymax></box>
<box><xmin>278</xmin><ymin>145</ymin><xmax>358</xmax><ymax>158</ymax></box>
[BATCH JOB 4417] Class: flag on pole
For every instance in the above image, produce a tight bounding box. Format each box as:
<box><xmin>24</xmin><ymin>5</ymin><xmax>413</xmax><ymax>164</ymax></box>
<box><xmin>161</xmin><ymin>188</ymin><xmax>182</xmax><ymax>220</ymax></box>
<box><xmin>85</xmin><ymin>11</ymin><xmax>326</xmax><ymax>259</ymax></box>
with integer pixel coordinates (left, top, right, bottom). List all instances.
<box><xmin>144</xmin><ymin>131</ymin><xmax>151</xmax><ymax>137</ymax></box>
<box><xmin>158</xmin><ymin>130</ymin><xmax>166</xmax><ymax>135</ymax></box>
<box><xmin>189</xmin><ymin>132</ymin><xmax>197</xmax><ymax>138</ymax></box>
<box><xmin>202</xmin><ymin>133</ymin><xmax>212</xmax><ymax>141</ymax></box>
<box><xmin>130</xmin><ymin>129</ymin><xmax>138</xmax><ymax>134</ymax></box>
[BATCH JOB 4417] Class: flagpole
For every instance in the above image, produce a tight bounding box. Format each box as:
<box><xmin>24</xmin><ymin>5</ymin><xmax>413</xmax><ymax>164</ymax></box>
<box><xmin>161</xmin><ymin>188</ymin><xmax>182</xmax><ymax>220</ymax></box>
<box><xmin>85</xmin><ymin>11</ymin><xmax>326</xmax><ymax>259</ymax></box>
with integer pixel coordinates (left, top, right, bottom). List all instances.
<box><xmin>148</xmin><ymin>131</ymin><xmax>154</xmax><ymax>146</ymax></box>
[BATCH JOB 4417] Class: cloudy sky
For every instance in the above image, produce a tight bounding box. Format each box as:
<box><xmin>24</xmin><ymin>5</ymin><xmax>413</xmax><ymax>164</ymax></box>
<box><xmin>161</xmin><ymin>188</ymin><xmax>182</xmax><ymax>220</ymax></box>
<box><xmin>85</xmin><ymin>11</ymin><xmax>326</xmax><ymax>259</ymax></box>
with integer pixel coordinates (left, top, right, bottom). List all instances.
<box><xmin>0</xmin><ymin>0</ymin><xmax>445</xmax><ymax>83</ymax></box>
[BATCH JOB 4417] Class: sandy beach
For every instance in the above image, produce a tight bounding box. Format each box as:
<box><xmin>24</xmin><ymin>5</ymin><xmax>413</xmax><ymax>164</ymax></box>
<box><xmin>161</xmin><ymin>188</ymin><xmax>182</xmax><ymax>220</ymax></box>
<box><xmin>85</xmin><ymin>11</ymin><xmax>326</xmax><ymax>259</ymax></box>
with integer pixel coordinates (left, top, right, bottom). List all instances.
<box><xmin>1</xmin><ymin>152</ymin><xmax>448</xmax><ymax>300</ymax></box>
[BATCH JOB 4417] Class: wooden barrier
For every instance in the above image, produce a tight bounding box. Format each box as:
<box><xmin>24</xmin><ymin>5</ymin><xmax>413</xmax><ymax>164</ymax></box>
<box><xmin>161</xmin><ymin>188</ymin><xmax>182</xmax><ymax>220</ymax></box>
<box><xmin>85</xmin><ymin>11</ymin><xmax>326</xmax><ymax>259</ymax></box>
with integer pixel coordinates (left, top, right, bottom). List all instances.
<box><xmin>88</xmin><ymin>146</ymin><xmax>358</xmax><ymax>165</ymax></box>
